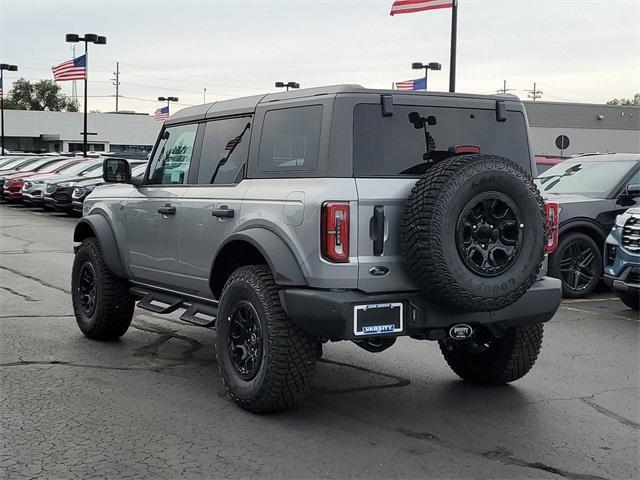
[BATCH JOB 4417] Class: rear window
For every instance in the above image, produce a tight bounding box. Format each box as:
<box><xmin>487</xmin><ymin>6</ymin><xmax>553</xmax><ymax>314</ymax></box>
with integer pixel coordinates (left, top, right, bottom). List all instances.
<box><xmin>353</xmin><ymin>104</ymin><xmax>531</xmax><ymax>176</ymax></box>
<box><xmin>258</xmin><ymin>105</ymin><xmax>322</xmax><ymax>172</ymax></box>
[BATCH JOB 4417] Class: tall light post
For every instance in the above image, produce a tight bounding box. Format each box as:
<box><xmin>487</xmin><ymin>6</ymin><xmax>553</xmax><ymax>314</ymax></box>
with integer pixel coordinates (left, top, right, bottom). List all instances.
<box><xmin>158</xmin><ymin>96</ymin><xmax>179</xmax><ymax>112</ymax></box>
<box><xmin>1</xmin><ymin>63</ymin><xmax>18</xmax><ymax>154</ymax></box>
<box><xmin>411</xmin><ymin>62</ymin><xmax>441</xmax><ymax>91</ymax></box>
<box><xmin>66</xmin><ymin>33</ymin><xmax>107</xmax><ymax>157</ymax></box>
<box><xmin>275</xmin><ymin>81</ymin><xmax>300</xmax><ymax>92</ymax></box>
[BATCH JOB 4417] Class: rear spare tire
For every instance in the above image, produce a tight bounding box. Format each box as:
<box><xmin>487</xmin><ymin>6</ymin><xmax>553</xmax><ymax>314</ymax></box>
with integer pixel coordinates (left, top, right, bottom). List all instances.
<box><xmin>401</xmin><ymin>154</ymin><xmax>545</xmax><ymax>312</ymax></box>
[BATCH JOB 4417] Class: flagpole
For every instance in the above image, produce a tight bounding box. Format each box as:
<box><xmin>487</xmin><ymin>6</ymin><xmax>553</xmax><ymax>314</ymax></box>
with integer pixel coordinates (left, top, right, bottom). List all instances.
<box><xmin>449</xmin><ymin>0</ymin><xmax>458</xmax><ymax>92</ymax></box>
<box><xmin>83</xmin><ymin>39</ymin><xmax>88</xmax><ymax>156</ymax></box>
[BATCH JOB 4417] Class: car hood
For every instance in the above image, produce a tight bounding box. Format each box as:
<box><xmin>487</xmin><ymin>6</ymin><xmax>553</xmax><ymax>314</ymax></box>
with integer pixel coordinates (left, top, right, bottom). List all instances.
<box><xmin>74</xmin><ymin>177</ymin><xmax>104</xmax><ymax>187</ymax></box>
<box><xmin>48</xmin><ymin>173</ymin><xmax>102</xmax><ymax>187</ymax></box>
<box><xmin>542</xmin><ymin>193</ymin><xmax>607</xmax><ymax>205</ymax></box>
<box><xmin>1</xmin><ymin>171</ymin><xmax>41</xmax><ymax>181</ymax></box>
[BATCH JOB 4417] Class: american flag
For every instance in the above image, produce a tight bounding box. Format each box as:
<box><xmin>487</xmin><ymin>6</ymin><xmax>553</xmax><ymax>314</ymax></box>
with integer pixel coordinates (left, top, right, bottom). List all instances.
<box><xmin>154</xmin><ymin>105</ymin><xmax>169</xmax><ymax>121</ymax></box>
<box><xmin>390</xmin><ymin>0</ymin><xmax>454</xmax><ymax>16</ymax></box>
<box><xmin>395</xmin><ymin>78</ymin><xmax>427</xmax><ymax>90</ymax></box>
<box><xmin>52</xmin><ymin>55</ymin><xmax>86</xmax><ymax>81</ymax></box>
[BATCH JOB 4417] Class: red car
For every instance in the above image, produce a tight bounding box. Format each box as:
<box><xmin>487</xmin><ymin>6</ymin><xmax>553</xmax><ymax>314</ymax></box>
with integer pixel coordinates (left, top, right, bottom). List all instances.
<box><xmin>2</xmin><ymin>157</ymin><xmax>74</xmax><ymax>201</ymax></box>
<box><xmin>535</xmin><ymin>155</ymin><xmax>565</xmax><ymax>174</ymax></box>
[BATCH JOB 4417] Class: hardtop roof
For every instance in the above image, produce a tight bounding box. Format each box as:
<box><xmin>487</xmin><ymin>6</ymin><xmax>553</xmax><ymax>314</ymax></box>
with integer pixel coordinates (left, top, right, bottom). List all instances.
<box><xmin>165</xmin><ymin>85</ymin><xmax>522</xmax><ymax>125</ymax></box>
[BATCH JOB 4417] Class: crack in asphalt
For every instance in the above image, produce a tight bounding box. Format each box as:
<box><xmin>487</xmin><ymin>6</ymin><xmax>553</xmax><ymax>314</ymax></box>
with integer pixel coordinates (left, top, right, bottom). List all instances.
<box><xmin>0</xmin><ymin>314</ymin><xmax>74</xmax><ymax>318</ymax></box>
<box><xmin>480</xmin><ymin>447</ymin><xmax>608</xmax><ymax>480</ymax></box>
<box><xmin>0</xmin><ymin>285</ymin><xmax>38</xmax><ymax>302</ymax></box>
<box><xmin>0</xmin><ymin>359</ymin><xmax>186</xmax><ymax>372</ymax></box>
<box><xmin>581</xmin><ymin>397</ymin><xmax>640</xmax><ymax>430</ymax></box>
<box><xmin>0</xmin><ymin>265</ymin><xmax>71</xmax><ymax>295</ymax></box>
<box><xmin>395</xmin><ymin>430</ymin><xmax>608</xmax><ymax>480</ymax></box>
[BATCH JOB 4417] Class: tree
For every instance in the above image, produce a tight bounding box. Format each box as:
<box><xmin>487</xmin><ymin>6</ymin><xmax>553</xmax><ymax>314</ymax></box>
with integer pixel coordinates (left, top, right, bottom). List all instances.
<box><xmin>606</xmin><ymin>93</ymin><xmax>640</xmax><ymax>107</ymax></box>
<box><xmin>3</xmin><ymin>78</ymin><xmax>79</xmax><ymax>112</ymax></box>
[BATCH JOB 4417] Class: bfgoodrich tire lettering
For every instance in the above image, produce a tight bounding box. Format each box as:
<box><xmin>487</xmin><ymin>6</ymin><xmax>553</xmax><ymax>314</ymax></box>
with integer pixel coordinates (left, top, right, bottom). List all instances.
<box><xmin>401</xmin><ymin>154</ymin><xmax>545</xmax><ymax>312</ymax></box>
<box><xmin>71</xmin><ymin>237</ymin><xmax>134</xmax><ymax>340</ymax></box>
<box><xmin>216</xmin><ymin>265</ymin><xmax>319</xmax><ymax>413</ymax></box>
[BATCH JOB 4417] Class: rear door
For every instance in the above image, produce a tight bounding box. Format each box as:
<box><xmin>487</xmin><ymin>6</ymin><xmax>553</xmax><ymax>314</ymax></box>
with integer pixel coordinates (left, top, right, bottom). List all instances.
<box><xmin>125</xmin><ymin>122</ymin><xmax>199</xmax><ymax>288</ymax></box>
<box><xmin>176</xmin><ymin>116</ymin><xmax>252</xmax><ymax>297</ymax></box>
<box><xmin>350</xmin><ymin>98</ymin><xmax>533</xmax><ymax>292</ymax></box>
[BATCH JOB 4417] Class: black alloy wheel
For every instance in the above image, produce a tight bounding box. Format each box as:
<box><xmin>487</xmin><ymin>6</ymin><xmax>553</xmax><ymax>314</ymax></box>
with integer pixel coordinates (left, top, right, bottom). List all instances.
<box><xmin>456</xmin><ymin>192</ymin><xmax>523</xmax><ymax>277</ymax></box>
<box><xmin>227</xmin><ymin>300</ymin><xmax>263</xmax><ymax>381</ymax></box>
<box><xmin>549</xmin><ymin>232</ymin><xmax>602</xmax><ymax>299</ymax></box>
<box><xmin>78</xmin><ymin>261</ymin><xmax>98</xmax><ymax>317</ymax></box>
<box><xmin>559</xmin><ymin>241</ymin><xmax>597</xmax><ymax>292</ymax></box>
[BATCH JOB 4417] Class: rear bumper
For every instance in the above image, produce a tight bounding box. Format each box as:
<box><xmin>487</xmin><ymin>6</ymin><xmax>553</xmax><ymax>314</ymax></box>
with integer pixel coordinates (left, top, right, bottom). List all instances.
<box><xmin>281</xmin><ymin>277</ymin><xmax>562</xmax><ymax>341</ymax></box>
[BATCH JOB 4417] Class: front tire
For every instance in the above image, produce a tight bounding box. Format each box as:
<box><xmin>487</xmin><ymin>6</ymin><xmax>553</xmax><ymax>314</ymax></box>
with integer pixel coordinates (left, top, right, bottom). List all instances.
<box><xmin>71</xmin><ymin>237</ymin><xmax>134</xmax><ymax>340</ymax></box>
<box><xmin>549</xmin><ymin>232</ymin><xmax>602</xmax><ymax>299</ymax></box>
<box><xmin>439</xmin><ymin>323</ymin><xmax>544</xmax><ymax>385</ymax></box>
<box><xmin>216</xmin><ymin>265</ymin><xmax>319</xmax><ymax>413</ymax></box>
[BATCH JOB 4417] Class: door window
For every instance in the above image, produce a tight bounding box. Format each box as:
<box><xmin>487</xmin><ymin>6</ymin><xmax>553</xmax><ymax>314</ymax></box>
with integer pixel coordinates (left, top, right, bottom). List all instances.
<box><xmin>148</xmin><ymin>123</ymin><xmax>198</xmax><ymax>185</ymax></box>
<box><xmin>197</xmin><ymin>117</ymin><xmax>251</xmax><ymax>184</ymax></box>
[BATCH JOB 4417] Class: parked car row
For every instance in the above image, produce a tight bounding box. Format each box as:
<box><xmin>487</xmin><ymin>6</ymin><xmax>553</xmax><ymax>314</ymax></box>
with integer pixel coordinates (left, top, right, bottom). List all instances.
<box><xmin>535</xmin><ymin>153</ymin><xmax>639</xmax><ymax>308</ymax></box>
<box><xmin>0</xmin><ymin>154</ymin><xmax>146</xmax><ymax>215</ymax></box>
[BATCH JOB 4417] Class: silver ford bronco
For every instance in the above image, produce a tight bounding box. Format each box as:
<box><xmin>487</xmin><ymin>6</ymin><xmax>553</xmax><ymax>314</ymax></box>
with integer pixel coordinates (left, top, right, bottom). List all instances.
<box><xmin>72</xmin><ymin>85</ymin><xmax>562</xmax><ymax>413</ymax></box>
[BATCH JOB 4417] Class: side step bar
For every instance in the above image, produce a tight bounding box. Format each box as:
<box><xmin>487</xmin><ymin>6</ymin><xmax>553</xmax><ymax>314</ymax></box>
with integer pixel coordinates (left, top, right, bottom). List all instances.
<box><xmin>131</xmin><ymin>287</ymin><xmax>218</xmax><ymax>328</ymax></box>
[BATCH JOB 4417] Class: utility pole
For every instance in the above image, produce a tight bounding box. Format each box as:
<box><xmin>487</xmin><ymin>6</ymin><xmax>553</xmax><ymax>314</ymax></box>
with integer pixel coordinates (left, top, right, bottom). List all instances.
<box><xmin>526</xmin><ymin>82</ymin><xmax>543</xmax><ymax>102</ymax></box>
<box><xmin>111</xmin><ymin>62</ymin><xmax>120</xmax><ymax>112</ymax></box>
<box><xmin>497</xmin><ymin>80</ymin><xmax>515</xmax><ymax>95</ymax></box>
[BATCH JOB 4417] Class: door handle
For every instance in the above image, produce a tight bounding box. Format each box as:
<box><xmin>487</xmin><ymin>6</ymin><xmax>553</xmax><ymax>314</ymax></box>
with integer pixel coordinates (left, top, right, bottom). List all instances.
<box><xmin>370</xmin><ymin>205</ymin><xmax>385</xmax><ymax>256</ymax></box>
<box><xmin>211</xmin><ymin>206</ymin><xmax>234</xmax><ymax>218</ymax></box>
<box><xmin>157</xmin><ymin>205</ymin><xmax>176</xmax><ymax>215</ymax></box>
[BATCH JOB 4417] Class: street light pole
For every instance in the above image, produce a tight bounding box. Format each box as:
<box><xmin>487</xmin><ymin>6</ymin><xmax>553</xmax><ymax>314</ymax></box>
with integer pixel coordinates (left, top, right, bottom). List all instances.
<box><xmin>66</xmin><ymin>33</ymin><xmax>107</xmax><ymax>157</ymax></box>
<box><xmin>158</xmin><ymin>96</ymin><xmax>179</xmax><ymax>113</ymax></box>
<box><xmin>411</xmin><ymin>62</ymin><xmax>441</xmax><ymax>92</ymax></box>
<box><xmin>0</xmin><ymin>63</ymin><xmax>18</xmax><ymax>155</ymax></box>
<box><xmin>275</xmin><ymin>82</ymin><xmax>300</xmax><ymax>92</ymax></box>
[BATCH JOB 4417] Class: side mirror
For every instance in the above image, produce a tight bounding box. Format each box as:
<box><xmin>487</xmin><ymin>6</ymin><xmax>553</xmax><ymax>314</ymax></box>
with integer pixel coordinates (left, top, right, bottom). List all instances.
<box><xmin>103</xmin><ymin>158</ymin><xmax>131</xmax><ymax>183</ymax></box>
<box><xmin>627</xmin><ymin>184</ymin><xmax>640</xmax><ymax>197</ymax></box>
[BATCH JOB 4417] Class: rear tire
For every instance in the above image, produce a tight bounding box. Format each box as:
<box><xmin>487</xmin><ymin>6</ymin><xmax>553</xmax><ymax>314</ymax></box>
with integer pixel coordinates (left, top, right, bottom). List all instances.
<box><xmin>71</xmin><ymin>237</ymin><xmax>134</xmax><ymax>340</ymax></box>
<box><xmin>549</xmin><ymin>232</ymin><xmax>602</xmax><ymax>299</ymax></box>
<box><xmin>439</xmin><ymin>323</ymin><xmax>544</xmax><ymax>385</ymax></box>
<box><xmin>216</xmin><ymin>265</ymin><xmax>319</xmax><ymax>413</ymax></box>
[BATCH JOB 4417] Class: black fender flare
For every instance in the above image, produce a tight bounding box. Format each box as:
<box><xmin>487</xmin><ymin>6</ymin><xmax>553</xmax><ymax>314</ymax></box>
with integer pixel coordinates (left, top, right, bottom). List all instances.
<box><xmin>559</xmin><ymin>218</ymin><xmax>607</xmax><ymax>245</ymax></box>
<box><xmin>73</xmin><ymin>214</ymin><xmax>127</xmax><ymax>278</ymax></box>
<box><xmin>213</xmin><ymin>228</ymin><xmax>306</xmax><ymax>286</ymax></box>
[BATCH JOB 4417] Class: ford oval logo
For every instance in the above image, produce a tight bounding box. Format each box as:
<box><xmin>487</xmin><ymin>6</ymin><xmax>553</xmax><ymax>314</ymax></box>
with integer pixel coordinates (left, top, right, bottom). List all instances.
<box><xmin>368</xmin><ymin>266</ymin><xmax>390</xmax><ymax>276</ymax></box>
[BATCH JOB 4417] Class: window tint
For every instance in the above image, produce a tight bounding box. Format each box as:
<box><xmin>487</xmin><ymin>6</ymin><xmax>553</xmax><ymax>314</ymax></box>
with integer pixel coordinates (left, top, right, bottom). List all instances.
<box><xmin>353</xmin><ymin>104</ymin><xmax>531</xmax><ymax>176</ymax></box>
<box><xmin>148</xmin><ymin>123</ymin><xmax>198</xmax><ymax>185</ymax></box>
<box><xmin>197</xmin><ymin>117</ymin><xmax>251</xmax><ymax>184</ymax></box>
<box><xmin>258</xmin><ymin>105</ymin><xmax>322</xmax><ymax>172</ymax></box>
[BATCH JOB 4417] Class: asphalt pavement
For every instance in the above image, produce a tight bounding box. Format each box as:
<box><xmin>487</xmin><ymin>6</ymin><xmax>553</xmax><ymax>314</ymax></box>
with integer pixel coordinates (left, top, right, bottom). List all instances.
<box><xmin>1</xmin><ymin>202</ymin><xmax>638</xmax><ymax>480</ymax></box>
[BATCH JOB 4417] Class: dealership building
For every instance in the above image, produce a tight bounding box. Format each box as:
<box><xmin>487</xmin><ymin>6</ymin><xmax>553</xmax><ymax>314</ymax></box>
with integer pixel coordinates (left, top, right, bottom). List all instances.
<box><xmin>1</xmin><ymin>99</ymin><xmax>638</xmax><ymax>157</ymax></box>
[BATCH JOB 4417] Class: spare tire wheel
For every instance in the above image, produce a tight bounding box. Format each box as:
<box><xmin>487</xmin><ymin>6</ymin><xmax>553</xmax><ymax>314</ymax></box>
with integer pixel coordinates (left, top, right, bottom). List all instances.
<box><xmin>401</xmin><ymin>154</ymin><xmax>545</xmax><ymax>312</ymax></box>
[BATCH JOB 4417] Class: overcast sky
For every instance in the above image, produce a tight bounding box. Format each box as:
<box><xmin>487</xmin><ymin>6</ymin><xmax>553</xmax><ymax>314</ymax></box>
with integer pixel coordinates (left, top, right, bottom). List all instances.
<box><xmin>1</xmin><ymin>0</ymin><xmax>639</xmax><ymax>114</ymax></box>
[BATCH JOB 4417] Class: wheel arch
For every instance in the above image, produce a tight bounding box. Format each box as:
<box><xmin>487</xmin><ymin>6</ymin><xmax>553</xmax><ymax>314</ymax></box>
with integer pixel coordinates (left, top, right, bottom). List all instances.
<box><xmin>73</xmin><ymin>214</ymin><xmax>127</xmax><ymax>278</ymax></box>
<box><xmin>558</xmin><ymin>219</ymin><xmax>607</xmax><ymax>249</ymax></box>
<box><xmin>209</xmin><ymin>229</ymin><xmax>307</xmax><ymax>299</ymax></box>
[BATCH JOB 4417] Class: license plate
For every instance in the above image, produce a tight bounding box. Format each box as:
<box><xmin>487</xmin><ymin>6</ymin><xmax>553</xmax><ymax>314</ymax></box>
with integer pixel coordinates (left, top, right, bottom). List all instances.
<box><xmin>353</xmin><ymin>302</ymin><xmax>403</xmax><ymax>336</ymax></box>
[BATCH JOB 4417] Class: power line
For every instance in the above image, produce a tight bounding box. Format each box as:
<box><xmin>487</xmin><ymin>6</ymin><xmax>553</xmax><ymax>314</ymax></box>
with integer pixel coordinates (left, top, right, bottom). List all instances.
<box><xmin>497</xmin><ymin>80</ymin><xmax>515</xmax><ymax>95</ymax></box>
<box><xmin>526</xmin><ymin>82</ymin><xmax>543</xmax><ymax>102</ymax></box>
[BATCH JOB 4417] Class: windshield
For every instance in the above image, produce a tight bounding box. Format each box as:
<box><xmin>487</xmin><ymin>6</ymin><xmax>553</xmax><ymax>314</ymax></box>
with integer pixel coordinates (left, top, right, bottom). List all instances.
<box><xmin>79</xmin><ymin>162</ymin><xmax>103</xmax><ymax>176</ymax></box>
<box><xmin>535</xmin><ymin>160</ymin><xmax>637</xmax><ymax>197</ymax></box>
<box><xmin>16</xmin><ymin>157</ymin><xmax>53</xmax><ymax>171</ymax></box>
<box><xmin>0</xmin><ymin>157</ymin><xmax>39</xmax><ymax>171</ymax></box>
<box><xmin>353</xmin><ymin>104</ymin><xmax>532</xmax><ymax>176</ymax></box>
<box><xmin>35</xmin><ymin>159</ymin><xmax>68</xmax><ymax>173</ymax></box>
<box><xmin>54</xmin><ymin>161</ymin><xmax>94</xmax><ymax>176</ymax></box>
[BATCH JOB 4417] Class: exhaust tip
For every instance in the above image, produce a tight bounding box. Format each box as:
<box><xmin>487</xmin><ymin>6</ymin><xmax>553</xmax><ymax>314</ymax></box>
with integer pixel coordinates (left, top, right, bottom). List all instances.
<box><xmin>449</xmin><ymin>324</ymin><xmax>473</xmax><ymax>340</ymax></box>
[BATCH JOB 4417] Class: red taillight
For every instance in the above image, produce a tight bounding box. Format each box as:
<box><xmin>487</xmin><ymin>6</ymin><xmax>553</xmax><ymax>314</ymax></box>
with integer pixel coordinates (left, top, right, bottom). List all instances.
<box><xmin>453</xmin><ymin>145</ymin><xmax>481</xmax><ymax>154</ymax></box>
<box><xmin>544</xmin><ymin>201</ymin><xmax>559</xmax><ymax>254</ymax></box>
<box><xmin>321</xmin><ymin>202</ymin><xmax>350</xmax><ymax>263</ymax></box>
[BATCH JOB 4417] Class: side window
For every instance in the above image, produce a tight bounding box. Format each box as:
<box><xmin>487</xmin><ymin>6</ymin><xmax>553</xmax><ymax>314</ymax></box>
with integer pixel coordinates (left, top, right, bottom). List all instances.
<box><xmin>625</xmin><ymin>169</ymin><xmax>640</xmax><ymax>189</ymax></box>
<box><xmin>147</xmin><ymin>123</ymin><xmax>198</xmax><ymax>185</ymax></box>
<box><xmin>258</xmin><ymin>105</ymin><xmax>322</xmax><ymax>172</ymax></box>
<box><xmin>197</xmin><ymin>117</ymin><xmax>251</xmax><ymax>185</ymax></box>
